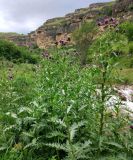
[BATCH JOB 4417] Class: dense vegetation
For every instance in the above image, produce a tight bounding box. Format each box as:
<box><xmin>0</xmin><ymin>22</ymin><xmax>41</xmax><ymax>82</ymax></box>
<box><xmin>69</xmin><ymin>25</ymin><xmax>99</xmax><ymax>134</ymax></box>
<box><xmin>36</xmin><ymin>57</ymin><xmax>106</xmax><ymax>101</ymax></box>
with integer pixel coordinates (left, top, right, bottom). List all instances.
<box><xmin>0</xmin><ymin>11</ymin><xmax>133</xmax><ymax>160</ymax></box>
<box><xmin>0</xmin><ymin>40</ymin><xmax>39</xmax><ymax>63</ymax></box>
<box><xmin>73</xmin><ymin>20</ymin><xmax>133</xmax><ymax>84</ymax></box>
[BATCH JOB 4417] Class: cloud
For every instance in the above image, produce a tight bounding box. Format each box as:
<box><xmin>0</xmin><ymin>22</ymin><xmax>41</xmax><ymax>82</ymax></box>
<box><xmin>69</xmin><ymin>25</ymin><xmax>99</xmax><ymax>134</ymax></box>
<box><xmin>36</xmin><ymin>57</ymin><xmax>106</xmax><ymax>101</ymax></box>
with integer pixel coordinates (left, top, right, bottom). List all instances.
<box><xmin>0</xmin><ymin>0</ymin><xmax>111</xmax><ymax>33</ymax></box>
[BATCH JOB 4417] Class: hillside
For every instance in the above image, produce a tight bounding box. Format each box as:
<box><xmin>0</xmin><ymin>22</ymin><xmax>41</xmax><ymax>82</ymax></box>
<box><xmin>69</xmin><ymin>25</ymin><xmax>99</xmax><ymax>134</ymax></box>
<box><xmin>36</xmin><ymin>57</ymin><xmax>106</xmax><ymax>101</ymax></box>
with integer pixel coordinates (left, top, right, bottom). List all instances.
<box><xmin>1</xmin><ymin>0</ymin><xmax>132</xmax><ymax>49</ymax></box>
<box><xmin>0</xmin><ymin>0</ymin><xmax>133</xmax><ymax>160</ymax></box>
<box><xmin>0</xmin><ymin>32</ymin><xmax>30</xmax><ymax>47</ymax></box>
<box><xmin>28</xmin><ymin>0</ymin><xmax>133</xmax><ymax>48</ymax></box>
<box><xmin>0</xmin><ymin>32</ymin><xmax>20</xmax><ymax>37</ymax></box>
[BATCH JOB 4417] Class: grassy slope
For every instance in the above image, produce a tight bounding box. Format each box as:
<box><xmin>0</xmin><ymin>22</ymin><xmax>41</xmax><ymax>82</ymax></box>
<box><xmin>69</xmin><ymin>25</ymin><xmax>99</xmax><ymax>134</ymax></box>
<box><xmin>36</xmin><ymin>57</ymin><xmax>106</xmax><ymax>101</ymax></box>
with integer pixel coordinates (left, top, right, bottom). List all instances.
<box><xmin>0</xmin><ymin>32</ymin><xmax>24</xmax><ymax>39</ymax></box>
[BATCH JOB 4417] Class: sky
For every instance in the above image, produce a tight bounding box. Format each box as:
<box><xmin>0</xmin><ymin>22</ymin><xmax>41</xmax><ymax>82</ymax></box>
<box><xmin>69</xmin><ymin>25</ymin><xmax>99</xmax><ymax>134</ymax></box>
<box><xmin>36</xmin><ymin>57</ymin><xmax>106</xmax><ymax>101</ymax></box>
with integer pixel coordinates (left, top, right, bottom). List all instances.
<box><xmin>0</xmin><ymin>0</ymin><xmax>111</xmax><ymax>34</ymax></box>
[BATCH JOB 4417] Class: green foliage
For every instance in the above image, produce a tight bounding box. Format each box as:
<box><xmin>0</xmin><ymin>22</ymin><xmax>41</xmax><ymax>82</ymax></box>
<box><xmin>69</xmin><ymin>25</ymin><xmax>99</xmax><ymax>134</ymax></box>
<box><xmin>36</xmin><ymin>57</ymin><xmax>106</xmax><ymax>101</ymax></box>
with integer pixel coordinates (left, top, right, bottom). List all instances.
<box><xmin>0</xmin><ymin>14</ymin><xmax>133</xmax><ymax>160</ymax></box>
<box><xmin>0</xmin><ymin>40</ymin><xmax>39</xmax><ymax>63</ymax></box>
<box><xmin>129</xmin><ymin>42</ymin><xmax>133</xmax><ymax>55</ymax></box>
<box><xmin>0</xmin><ymin>49</ymin><xmax>132</xmax><ymax>160</ymax></box>
<box><xmin>119</xmin><ymin>21</ymin><xmax>133</xmax><ymax>42</ymax></box>
<box><xmin>89</xmin><ymin>30</ymin><xmax>129</xmax><ymax>58</ymax></box>
<box><xmin>73</xmin><ymin>22</ymin><xmax>97</xmax><ymax>65</ymax></box>
<box><xmin>88</xmin><ymin>28</ymin><xmax>133</xmax><ymax>84</ymax></box>
<box><xmin>102</xmin><ymin>6</ymin><xmax>113</xmax><ymax>16</ymax></box>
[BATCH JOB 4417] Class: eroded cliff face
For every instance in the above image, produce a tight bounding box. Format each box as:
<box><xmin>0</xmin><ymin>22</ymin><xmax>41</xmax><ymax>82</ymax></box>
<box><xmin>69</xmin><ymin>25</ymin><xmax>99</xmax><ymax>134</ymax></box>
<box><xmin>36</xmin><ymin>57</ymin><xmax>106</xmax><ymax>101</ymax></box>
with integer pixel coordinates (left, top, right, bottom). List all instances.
<box><xmin>0</xmin><ymin>33</ymin><xmax>36</xmax><ymax>47</ymax></box>
<box><xmin>28</xmin><ymin>0</ymin><xmax>133</xmax><ymax>49</ymax></box>
<box><xmin>113</xmin><ymin>0</ymin><xmax>132</xmax><ymax>14</ymax></box>
<box><xmin>1</xmin><ymin>0</ymin><xmax>132</xmax><ymax>49</ymax></box>
<box><xmin>0</xmin><ymin>33</ymin><xmax>26</xmax><ymax>46</ymax></box>
<box><xmin>28</xmin><ymin>1</ymin><xmax>116</xmax><ymax>49</ymax></box>
<box><xmin>112</xmin><ymin>0</ymin><xmax>133</xmax><ymax>21</ymax></box>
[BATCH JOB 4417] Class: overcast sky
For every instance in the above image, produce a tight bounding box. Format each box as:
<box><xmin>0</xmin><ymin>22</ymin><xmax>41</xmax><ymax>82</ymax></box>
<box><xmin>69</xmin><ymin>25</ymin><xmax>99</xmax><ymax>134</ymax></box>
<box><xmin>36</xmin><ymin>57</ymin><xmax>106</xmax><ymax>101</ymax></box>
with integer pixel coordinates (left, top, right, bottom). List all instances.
<box><xmin>0</xmin><ymin>0</ymin><xmax>111</xmax><ymax>34</ymax></box>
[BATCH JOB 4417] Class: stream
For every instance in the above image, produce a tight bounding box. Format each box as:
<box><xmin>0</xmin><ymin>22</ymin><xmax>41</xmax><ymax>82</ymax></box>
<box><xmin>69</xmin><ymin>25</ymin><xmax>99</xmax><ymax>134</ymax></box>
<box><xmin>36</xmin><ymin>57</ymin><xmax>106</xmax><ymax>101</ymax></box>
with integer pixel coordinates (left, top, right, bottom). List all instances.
<box><xmin>107</xmin><ymin>85</ymin><xmax>133</xmax><ymax>117</ymax></box>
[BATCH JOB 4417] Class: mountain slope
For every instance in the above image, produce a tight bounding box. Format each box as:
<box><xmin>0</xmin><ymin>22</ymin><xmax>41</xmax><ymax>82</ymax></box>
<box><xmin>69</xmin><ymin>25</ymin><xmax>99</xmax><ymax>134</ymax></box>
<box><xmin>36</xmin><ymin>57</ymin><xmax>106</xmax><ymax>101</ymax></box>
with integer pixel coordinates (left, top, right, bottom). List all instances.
<box><xmin>28</xmin><ymin>0</ymin><xmax>133</xmax><ymax>49</ymax></box>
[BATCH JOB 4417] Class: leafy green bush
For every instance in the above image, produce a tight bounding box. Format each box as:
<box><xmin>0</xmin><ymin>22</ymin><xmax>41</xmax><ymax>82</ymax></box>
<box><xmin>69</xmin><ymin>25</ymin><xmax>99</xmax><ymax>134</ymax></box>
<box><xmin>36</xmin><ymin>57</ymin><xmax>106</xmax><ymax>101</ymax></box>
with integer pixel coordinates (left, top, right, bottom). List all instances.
<box><xmin>89</xmin><ymin>29</ymin><xmax>129</xmax><ymax>59</ymax></box>
<box><xmin>0</xmin><ymin>51</ymin><xmax>132</xmax><ymax>160</ymax></box>
<box><xmin>129</xmin><ymin>42</ymin><xmax>133</xmax><ymax>55</ymax></box>
<box><xmin>119</xmin><ymin>21</ymin><xmax>133</xmax><ymax>41</ymax></box>
<box><xmin>0</xmin><ymin>40</ymin><xmax>38</xmax><ymax>63</ymax></box>
<box><xmin>0</xmin><ymin>20</ymin><xmax>133</xmax><ymax>159</ymax></box>
<box><xmin>129</xmin><ymin>58</ymin><xmax>133</xmax><ymax>67</ymax></box>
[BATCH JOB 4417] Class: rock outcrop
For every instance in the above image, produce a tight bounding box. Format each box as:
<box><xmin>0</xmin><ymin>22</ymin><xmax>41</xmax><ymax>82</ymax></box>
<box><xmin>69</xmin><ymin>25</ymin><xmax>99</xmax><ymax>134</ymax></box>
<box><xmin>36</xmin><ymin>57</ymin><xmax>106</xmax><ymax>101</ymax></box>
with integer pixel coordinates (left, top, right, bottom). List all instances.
<box><xmin>1</xmin><ymin>0</ymin><xmax>132</xmax><ymax>49</ymax></box>
<box><xmin>0</xmin><ymin>32</ymin><xmax>35</xmax><ymax>47</ymax></box>
<box><xmin>28</xmin><ymin>1</ymin><xmax>116</xmax><ymax>49</ymax></box>
<box><xmin>112</xmin><ymin>0</ymin><xmax>133</xmax><ymax>15</ymax></box>
<box><xmin>107</xmin><ymin>85</ymin><xmax>133</xmax><ymax>118</ymax></box>
<box><xmin>28</xmin><ymin>0</ymin><xmax>133</xmax><ymax>49</ymax></box>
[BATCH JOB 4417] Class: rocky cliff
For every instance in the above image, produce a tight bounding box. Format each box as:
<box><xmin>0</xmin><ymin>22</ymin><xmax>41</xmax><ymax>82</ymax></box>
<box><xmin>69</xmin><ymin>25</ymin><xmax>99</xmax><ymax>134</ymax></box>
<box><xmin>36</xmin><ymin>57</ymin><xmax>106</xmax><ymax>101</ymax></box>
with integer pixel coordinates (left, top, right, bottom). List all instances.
<box><xmin>28</xmin><ymin>0</ymin><xmax>133</xmax><ymax>49</ymax></box>
<box><xmin>28</xmin><ymin>1</ymin><xmax>115</xmax><ymax>49</ymax></box>
<box><xmin>0</xmin><ymin>32</ymin><xmax>35</xmax><ymax>47</ymax></box>
<box><xmin>1</xmin><ymin>0</ymin><xmax>132</xmax><ymax>49</ymax></box>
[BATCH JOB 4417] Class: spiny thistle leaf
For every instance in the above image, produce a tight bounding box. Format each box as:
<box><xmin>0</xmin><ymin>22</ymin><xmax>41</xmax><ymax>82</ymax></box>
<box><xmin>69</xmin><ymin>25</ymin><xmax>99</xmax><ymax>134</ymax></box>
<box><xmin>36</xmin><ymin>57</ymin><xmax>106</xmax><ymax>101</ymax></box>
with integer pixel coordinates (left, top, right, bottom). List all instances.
<box><xmin>104</xmin><ymin>142</ymin><xmax>123</xmax><ymax>149</ymax></box>
<box><xmin>47</xmin><ymin>130</ymin><xmax>66</xmax><ymax>138</ymax></box>
<box><xmin>69</xmin><ymin>121</ymin><xmax>85</xmax><ymax>142</ymax></box>
<box><xmin>45</xmin><ymin>143</ymin><xmax>67</xmax><ymax>151</ymax></box>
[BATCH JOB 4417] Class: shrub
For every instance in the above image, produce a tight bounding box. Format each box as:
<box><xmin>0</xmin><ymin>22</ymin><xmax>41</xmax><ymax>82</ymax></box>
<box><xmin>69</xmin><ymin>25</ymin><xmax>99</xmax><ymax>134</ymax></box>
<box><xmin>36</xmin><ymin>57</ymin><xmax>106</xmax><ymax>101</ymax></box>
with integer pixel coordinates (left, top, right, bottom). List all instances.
<box><xmin>119</xmin><ymin>21</ymin><xmax>133</xmax><ymax>41</ymax></box>
<box><xmin>0</xmin><ymin>40</ymin><xmax>38</xmax><ymax>63</ymax></box>
<box><xmin>102</xmin><ymin>6</ymin><xmax>113</xmax><ymax>16</ymax></box>
<box><xmin>130</xmin><ymin>59</ymin><xmax>133</xmax><ymax>67</ymax></box>
<box><xmin>129</xmin><ymin>42</ymin><xmax>133</xmax><ymax>55</ymax></box>
<box><xmin>89</xmin><ymin>29</ymin><xmax>129</xmax><ymax>58</ymax></box>
<box><xmin>0</xmin><ymin>51</ymin><xmax>133</xmax><ymax>159</ymax></box>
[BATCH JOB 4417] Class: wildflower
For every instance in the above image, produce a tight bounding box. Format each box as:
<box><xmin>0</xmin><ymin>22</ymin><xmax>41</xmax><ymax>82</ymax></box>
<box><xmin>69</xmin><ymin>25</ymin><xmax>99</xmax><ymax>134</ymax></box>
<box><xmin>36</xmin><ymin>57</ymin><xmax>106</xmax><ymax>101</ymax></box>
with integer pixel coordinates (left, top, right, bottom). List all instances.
<box><xmin>59</xmin><ymin>40</ymin><xmax>66</xmax><ymax>46</ymax></box>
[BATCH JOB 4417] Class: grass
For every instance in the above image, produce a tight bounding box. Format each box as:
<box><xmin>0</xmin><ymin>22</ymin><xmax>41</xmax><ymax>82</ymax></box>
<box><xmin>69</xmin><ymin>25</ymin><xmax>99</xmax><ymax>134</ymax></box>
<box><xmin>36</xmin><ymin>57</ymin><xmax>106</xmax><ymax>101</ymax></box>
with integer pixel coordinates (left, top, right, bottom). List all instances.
<box><xmin>116</xmin><ymin>68</ymin><xmax>133</xmax><ymax>85</ymax></box>
<box><xmin>0</xmin><ymin>59</ymin><xmax>38</xmax><ymax>77</ymax></box>
<box><xmin>0</xmin><ymin>48</ymin><xmax>133</xmax><ymax>160</ymax></box>
<box><xmin>0</xmin><ymin>11</ymin><xmax>133</xmax><ymax>159</ymax></box>
<box><xmin>0</xmin><ymin>32</ymin><xmax>24</xmax><ymax>40</ymax></box>
<box><xmin>110</xmin><ymin>55</ymin><xmax>133</xmax><ymax>84</ymax></box>
<box><xmin>45</xmin><ymin>18</ymin><xmax>67</xmax><ymax>27</ymax></box>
